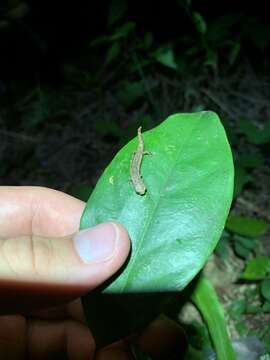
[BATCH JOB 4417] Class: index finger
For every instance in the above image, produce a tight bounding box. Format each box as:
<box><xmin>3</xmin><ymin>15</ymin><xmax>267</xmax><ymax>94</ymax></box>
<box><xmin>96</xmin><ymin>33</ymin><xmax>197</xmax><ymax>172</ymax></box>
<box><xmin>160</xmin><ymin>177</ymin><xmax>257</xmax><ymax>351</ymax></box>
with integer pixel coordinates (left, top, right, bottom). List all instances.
<box><xmin>0</xmin><ymin>186</ymin><xmax>85</xmax><ymax>238</ymax></box>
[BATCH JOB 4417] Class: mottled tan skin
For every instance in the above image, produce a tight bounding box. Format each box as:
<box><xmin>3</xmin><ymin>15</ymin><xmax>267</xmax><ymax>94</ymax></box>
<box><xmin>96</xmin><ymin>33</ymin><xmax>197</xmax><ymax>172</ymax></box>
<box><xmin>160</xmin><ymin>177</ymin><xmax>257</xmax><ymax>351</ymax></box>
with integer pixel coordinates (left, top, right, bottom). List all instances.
<box><xmin>130</xmin><ymin>126</ymin><xmax>150</xmax><ymax>195</ymax></box>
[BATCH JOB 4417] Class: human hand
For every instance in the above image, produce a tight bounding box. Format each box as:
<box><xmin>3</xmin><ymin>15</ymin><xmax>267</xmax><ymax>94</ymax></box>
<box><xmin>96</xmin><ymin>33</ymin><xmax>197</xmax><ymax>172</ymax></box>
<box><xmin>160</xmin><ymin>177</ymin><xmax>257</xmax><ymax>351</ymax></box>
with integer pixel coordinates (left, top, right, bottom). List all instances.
<box><xmin>0</xmin><ymin>186</ymin><xmax>186</xmax><ymax>359</ymax></box>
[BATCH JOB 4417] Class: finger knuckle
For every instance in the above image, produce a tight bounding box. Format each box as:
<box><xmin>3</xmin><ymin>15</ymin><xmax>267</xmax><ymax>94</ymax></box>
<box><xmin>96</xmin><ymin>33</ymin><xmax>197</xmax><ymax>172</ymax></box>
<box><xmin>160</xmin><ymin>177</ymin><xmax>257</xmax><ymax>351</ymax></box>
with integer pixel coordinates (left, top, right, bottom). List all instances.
<box><xmin>0</xmin><ymin>235</ymin><xmax>53</xmax><ymax>278</ymax></box>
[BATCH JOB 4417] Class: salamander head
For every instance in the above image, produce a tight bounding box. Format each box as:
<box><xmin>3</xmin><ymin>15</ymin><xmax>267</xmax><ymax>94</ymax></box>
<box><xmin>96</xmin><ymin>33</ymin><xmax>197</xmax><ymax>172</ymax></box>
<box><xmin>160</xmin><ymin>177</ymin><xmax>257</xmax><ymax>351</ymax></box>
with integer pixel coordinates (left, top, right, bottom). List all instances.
<box><xmin>135</xmin><ymin>182</ymin><xmax>146</xmax><ymax>196</ymax></box>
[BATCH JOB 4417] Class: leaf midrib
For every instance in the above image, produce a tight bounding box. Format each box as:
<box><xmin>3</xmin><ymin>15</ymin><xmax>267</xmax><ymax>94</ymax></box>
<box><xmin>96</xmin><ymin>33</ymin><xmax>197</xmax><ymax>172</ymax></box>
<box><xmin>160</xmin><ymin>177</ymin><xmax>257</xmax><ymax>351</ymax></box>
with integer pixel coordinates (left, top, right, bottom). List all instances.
<box><xmin>118</xmin><ymin>116</ymin><xmax>202</xmax><ymax>292</ymax></box>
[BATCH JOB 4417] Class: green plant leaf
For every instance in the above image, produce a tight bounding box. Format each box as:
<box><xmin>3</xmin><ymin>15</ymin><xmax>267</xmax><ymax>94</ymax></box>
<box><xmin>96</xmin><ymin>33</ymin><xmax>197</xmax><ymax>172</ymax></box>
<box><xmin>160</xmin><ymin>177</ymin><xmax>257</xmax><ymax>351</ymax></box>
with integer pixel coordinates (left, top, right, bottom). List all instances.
<box><xmin>245</xmin><ymin>304</ymin><xmax>262</xmax><ymax>314</ymax></box>
<box><xmin>234</xmin><ymin>235</ymin><xmax>257</xmax><ymax>250</ymax></box>
<box><xmin>192</xmin><ymin>12</ymin><xmax>207</xmax><ymax>35</ymax></box>
<box><xmin>240</xmin><ymin>256</ymin><xmax>270</xmax><ymax>280</ymax></box>
<box><xmin>262</xmin><ymin>301</ymin><xmax>270</xmax><ymax>312</ymax></box>
<box><xmin>90</xmin><ymin>34</ymin><xmax>114</xmax><ymax>47</ymax></box>
<box><xmin>143</xmin><ymin>32</ymin><xmax>154</xmax><ymax>50</ymax></box>
<box><xmin>261</xmin><ymin>279</ymin><xmax>270</xmax><ymax>302</ymax></box>
<box><xmin>186</xmin><ymin>320</ymin><xmax>211</xmax><ymax>350</ymax></box>
<box><xmin>237</xmin><ymin>152</ymin><xmax>264</xmax><ymax>168</ymax></box>
<box><xmin>204</xmin><ymin>49</ymin><xmax>218</xmax><ymax>72</ymax></box>
<box><xmin>226</xmin><ymin>215</ymin><xmax>269</xmax><ymax>238</ymax></box>
<box><xmin>238</xmin><ymin>118</ymin><xmax>270</xmax><ymax>144</ymax></box>
<box><xmin>91</xmin><ymin>21</ymin><xmax>136</xmax><ymax>47</ymax></box>
<box><xmin>228</xmin><ymin>42</ymin><xmax>241</xmax><ymax>65</ymax></box>
<box><xmin>233</xmin><ymin>165</ymin><xmax>252</xmax><ymax>198</ymax></box>
<box><xmin>228</xmin><ymin>299</ymin><xmax>246</xmax><ymax>320</ymax></box>
<box><xmin>105</xmin><ymin>42</ymin><xmax>121</xmax><ymax>65</ymax></box>
<box><xmin>233</xmin><ymin>235</ymin><xmax>257</xmax><ymax>259</ymax></box>
<box><xmin>111</xmin><ymin>21</ymin><xmax>136</xmax><ymax>40</ymax></box>
<box><xmin>234</xmin><ymin>241</ymin><xmax>251</xmax><ymax>259</ymax></box>
<box><xmin>235</xmin><ymin>321</ymin><xmax>248</xmax><ymax>336</ymax></box>
<box><xmin>80</xmin><ymin>112</ymin><xmax>234</xmax><ymax>347</ymax></box>
<box><xmin>215</xmin><ymin>231</ymin><xmax>230</xmax><ymax>260</ymax></box>
<box><xmin>152</xmin><ymin>46</ymin><xmax>177</xmax><ymax>69</ymax></box>
<box><xmin>191</xmin><ymin>276</ymin><xmax>235</xmax><ymax>360</ymax></box>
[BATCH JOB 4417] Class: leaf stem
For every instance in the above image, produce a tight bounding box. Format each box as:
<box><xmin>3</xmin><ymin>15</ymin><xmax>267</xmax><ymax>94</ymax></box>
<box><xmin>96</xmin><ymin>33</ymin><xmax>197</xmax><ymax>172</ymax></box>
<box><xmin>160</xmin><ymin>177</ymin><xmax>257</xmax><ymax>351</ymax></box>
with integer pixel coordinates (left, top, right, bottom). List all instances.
<box><xmin>191</xmin><ymin>275</ymin><xmax>236</xmax><ymax>360</ymax></box>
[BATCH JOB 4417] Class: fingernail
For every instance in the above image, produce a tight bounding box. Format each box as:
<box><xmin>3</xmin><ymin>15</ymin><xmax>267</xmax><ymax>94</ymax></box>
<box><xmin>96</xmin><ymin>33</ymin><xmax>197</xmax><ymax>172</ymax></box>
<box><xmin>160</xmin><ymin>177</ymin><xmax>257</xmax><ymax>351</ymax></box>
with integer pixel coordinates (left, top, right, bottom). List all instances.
<box><xmin>73</xmin><ymin>223</ymin><xmax>118</xmax><ymax>263</ymax></box>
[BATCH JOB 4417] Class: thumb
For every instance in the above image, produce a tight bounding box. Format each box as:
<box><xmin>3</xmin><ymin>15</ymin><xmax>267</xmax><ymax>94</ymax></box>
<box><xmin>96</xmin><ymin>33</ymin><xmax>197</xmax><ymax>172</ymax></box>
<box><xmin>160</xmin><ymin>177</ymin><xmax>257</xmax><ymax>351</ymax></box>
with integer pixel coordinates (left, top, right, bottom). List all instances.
<box><xmin>0</xmin><ymin>222</ymin><xmax>130</xmax><ymax>313</ymax></box>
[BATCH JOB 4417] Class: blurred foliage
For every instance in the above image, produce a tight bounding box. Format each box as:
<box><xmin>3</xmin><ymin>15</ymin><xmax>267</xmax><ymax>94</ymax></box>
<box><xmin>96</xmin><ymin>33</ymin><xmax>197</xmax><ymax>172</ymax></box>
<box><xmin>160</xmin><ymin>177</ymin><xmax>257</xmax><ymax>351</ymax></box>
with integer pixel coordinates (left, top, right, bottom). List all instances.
<box><xmin>83</xmin><ymin>0</ymin><xmax>270</xmax><ymax>78</ymax></box>
<box><xmin>0</xmin><ymin>0</ymin><xmax>29</xmax><ymax>26</ymax></box>
<box><xmin>228</xmin><ymin>299</ymin><xmax>246</xmax><ymax>321</ymax></box>
<box><xmin>226</xmin><ymin>215</ymin><xmax>269</xmax><ymax>238</ymax></box>
<box><xmin>2</xmin><ymin>0</ymin><xmax>270</xmax><ymax>84</ymax></box>
<box><xmin>241</xmin><ymin>256</ymin><xmax>270</xmax><ymax>280</ymax></box>
<box><xmin>238</xmin><ymin>118</ymin><xmax>270</xmax><ymax>145</ymax></box>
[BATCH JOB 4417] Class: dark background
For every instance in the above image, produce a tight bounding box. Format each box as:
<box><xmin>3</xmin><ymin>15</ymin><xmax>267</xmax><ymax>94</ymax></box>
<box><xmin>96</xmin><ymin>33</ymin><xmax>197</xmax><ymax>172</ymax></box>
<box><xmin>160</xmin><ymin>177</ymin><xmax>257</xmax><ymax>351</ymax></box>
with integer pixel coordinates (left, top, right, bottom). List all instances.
<box><xmin>1</xmin><ymin>0</ymin><xmax>270</xmax><ymax>85</ymax></box>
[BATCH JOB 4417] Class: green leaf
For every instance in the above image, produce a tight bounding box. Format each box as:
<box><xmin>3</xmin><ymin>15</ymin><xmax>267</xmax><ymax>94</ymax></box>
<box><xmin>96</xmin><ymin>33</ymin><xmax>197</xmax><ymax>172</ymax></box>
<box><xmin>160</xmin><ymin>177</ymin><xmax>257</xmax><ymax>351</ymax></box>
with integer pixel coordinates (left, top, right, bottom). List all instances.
<box><xmin>152</xmin><ymin>46</ymin><xmax>177</xmax><ymax>69</ymax></box>
<box><xmin>262</xmin><ymin>301</ymin><xmax>270</xmax><ymax>312</ymax></box>
<box><xmin>226</xmin><ymin>215</ymin><xmax>269</xmax><ymax>238</ymax></box>
<box><xmin>228</xmin><ymin>299</ymin><xmax>246</xmax><ymax>320</ymax></box>
<box><xmin>184</xmin><ymin>346</ymin><xmax>205</xmax><ymax>360</ymax></box>
<box><xmin>234</xmin><ymin>241</ymin><xmax>251</xmax><ymax>259</ymax></box>
<box><xmin>233</xmin><ymin>165</ymin><xmax>252</xmax><ymax>198</ymax></box>
<box><xmin>111</xmin><ymin>21</ymin><xmax>136</xmax><ymax>40</ymax></box>
<box><xmin>80</xmin><ymin>112</ymin><xmax>234</xmax><ymax>347</ymax></box>
<box><xmin>192</xmin><ymin>12</ymin><xmax>207</xmax><ymax>34</ymax></box>
<box><xmin>185</xmin><ymin>45</ymin><xmax>200</xmax><ymax>57</ymax></box>
<box><xmin>215</xmin><ymin>231</ymin><xmax>230</xmax><ymax>260</ymax></box>
<box><xmin>237</xmin><ymin>152</ymin><xmax>264</xmax><ymax>169</ymax></box>
<box><xmin>105</xmin><ymin>42</ymin><xmax>121</xmax><ymax>65</ymax></box>
<box><xmin>90</xmin><ymin>34</ymin><xmax>114</xmax><ymax>47</ymax></box>
<box><xmin>235</xmin><ymin>321</ymin><xmax>248</xmax><ymax>336</ymax></box>
<box><xmin>234</xmin><ymin>235</ymin><xmax>257</xmax><ymax>250</ymax></box>
<box><xmin>228</xmin><ymin>42</ymin><xmax>241</xmax><ymax>65</ymax></box>
<box><xmin>233</xmin><ymin>235</ymin><xmax>257</xmax><ymax>258</ymax></box>
<box><xmin>238</xmin><ymin>118</ymin><xmax>270</xmax><ymax>145</ymax></box>
<box><xmin>21</xmin><ymin>88</ymin><xmax>69</xmax><ymax>128</ymax></box>
<box><xmin>186</xmin><ymin>320</ymin><xmax>212</xmax><ymax>350</ymax></box>
<box><xmin>261</xmin><ymin>279</ymin><xmax>270</xmax><ymax>302</ymax></box>
<box><xmin>192</xmin><ymin>276</ymin><xmax>236</xmax><ymax>360</ymax></box>
<box><xmin>245</xmin><ymin>304</ymin><xmax>261</xmax><ymax>314</ymax></box>
<box><xmin>91</xmin><ymin>22</ymin><xmax>136</xmax><ymax>47</ymax></box>
<box><xmin>240</xmin><ymin>256</ymin><xmax>270</xmax><ymax>280</ymax></box>
<box><xmin>143</xmin><ymin>32</ymin><xmax>154</xmax><ymax>50</ymax></box>
<box><xmin>204</xmin><ymin>49</ymin><xmax>218</xmax><ymax>72</ymax></box>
